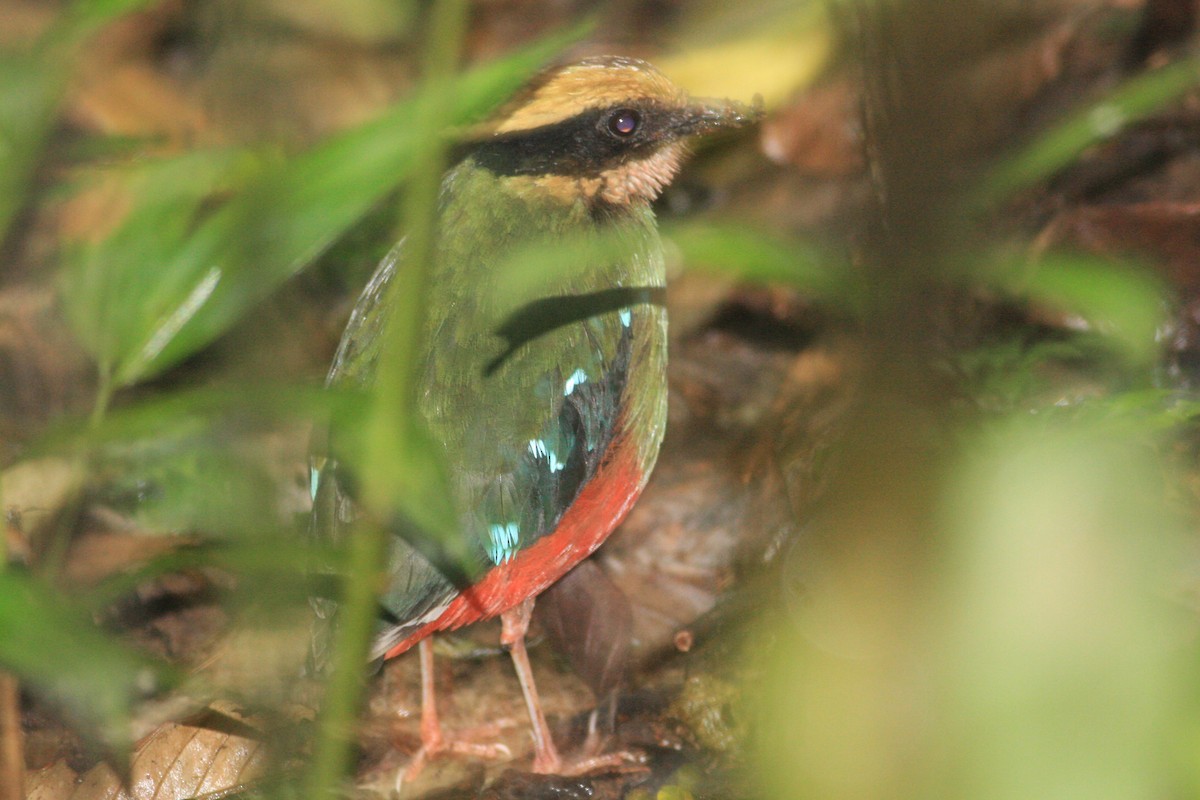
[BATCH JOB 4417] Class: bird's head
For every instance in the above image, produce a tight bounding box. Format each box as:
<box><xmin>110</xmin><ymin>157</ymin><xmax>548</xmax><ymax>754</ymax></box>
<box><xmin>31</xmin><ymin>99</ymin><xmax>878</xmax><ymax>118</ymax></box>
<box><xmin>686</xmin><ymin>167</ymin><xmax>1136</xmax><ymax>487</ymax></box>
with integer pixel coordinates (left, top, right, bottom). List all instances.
<box><xmin>469</xmin><ymin>56</ymin><xmax>761</xmax><ymax>208</ymax></box>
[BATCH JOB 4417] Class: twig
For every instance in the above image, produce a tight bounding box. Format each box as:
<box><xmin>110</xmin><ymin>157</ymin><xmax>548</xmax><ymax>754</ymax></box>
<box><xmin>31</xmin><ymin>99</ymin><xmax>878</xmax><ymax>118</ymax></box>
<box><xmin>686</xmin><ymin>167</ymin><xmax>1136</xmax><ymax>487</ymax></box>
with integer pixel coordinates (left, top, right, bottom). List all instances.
<box><xmin>0</xmin><ymin>672</ymin><xmax>23</xmax><ymax>800</ymax></box>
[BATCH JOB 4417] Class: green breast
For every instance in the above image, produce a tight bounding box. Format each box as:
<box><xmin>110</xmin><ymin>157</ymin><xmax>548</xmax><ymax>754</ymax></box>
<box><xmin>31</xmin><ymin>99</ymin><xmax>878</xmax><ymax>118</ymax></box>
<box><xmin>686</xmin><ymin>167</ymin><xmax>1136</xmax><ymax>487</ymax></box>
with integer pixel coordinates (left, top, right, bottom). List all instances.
<box><xmin>420</xmin><ymin>160</ymin><xmax>667</xmax><ymax>567</ymax></box>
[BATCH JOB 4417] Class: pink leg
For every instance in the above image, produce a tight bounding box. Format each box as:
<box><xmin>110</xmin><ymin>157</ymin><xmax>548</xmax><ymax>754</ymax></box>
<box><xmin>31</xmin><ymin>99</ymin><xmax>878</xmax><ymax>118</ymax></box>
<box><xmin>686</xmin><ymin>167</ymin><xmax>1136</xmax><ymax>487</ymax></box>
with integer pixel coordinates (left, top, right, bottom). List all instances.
<box><xmin>402</xmin><ymin>637</ymin><xmax>512</xmax><ymax>784</ymax></box>
<box><xmin>418</xmin><ymin>638</ymin><xmax>444</xmax><ymax>747</ymax></box>
<box><xmin>403</xmin><ymin>638</ymin><xmax>443</xmax><ymax>780</ymax></box>
<box><xmin>501</xmin><ymin>597</ymin><xmax>563</xmax><ymax>774</ymax></box>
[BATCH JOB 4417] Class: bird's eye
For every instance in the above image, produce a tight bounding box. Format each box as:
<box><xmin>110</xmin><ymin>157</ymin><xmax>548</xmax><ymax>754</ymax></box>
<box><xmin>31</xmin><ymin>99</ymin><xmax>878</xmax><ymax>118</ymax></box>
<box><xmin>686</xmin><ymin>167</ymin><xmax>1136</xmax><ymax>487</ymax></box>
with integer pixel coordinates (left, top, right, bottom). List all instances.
<box><xmin>607</xmin><ymin>108</ymin><xmax>640</xmax><ymax>137</ymax></box>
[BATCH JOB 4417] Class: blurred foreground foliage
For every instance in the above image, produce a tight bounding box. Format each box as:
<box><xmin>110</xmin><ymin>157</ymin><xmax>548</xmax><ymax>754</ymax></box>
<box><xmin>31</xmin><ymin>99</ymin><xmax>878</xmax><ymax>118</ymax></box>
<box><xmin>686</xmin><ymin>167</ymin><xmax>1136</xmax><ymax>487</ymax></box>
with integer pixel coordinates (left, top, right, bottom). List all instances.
<box><xmin>0</xmin><ymin>0</ymin><xmax>1199</xmax><ymax>798</ymax></box>
<box><xmin>749</xmin><ymin>3</ymin><xmax>1200</xmax><ymax>799</ymax></box>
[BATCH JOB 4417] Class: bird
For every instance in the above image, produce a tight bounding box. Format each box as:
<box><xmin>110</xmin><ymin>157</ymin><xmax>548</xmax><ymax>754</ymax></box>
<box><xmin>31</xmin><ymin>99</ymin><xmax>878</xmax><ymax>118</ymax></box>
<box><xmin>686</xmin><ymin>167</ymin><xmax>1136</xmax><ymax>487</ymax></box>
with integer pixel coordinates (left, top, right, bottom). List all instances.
<box><xmin>310</xmin><ymin>54</ymin><xmax>758</xmax><ymax>776</ymax></box>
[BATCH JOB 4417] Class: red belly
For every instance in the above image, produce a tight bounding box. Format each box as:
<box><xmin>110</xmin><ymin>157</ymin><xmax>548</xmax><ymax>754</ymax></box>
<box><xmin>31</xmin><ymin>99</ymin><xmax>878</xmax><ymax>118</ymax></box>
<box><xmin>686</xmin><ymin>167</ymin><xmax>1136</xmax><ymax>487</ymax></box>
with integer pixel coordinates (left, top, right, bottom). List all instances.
<box><xmin>383</xmin><ymin>422</ymin><xmax>645</xmax><ymax>660</ymax></box>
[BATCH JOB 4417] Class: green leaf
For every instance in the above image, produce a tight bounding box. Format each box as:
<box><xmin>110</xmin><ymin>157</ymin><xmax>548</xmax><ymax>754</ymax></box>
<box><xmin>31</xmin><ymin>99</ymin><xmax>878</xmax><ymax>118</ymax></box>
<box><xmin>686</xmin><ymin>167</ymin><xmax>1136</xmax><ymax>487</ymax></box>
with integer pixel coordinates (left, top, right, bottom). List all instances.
<box><xmin>52</xmin><ymin>0</ymin><xmax>163</xmax><ymax>49</ymax></box>
<box><xmin>27</xmin><ymin>381</ymin><xmax>362</xmax><ymax>469</ymax></box>
<box><xmin>0</xmin><ymin>0</ymin><xmax>159</xmax><ymax>245</ymax></box>
<box><xmin>78</xmin><ymin>536</ymin><xmax>347</xmax><ymax>612</ymax></box>
<box><xmin>984</xmin><ymin>57</ymin><xmax>1200</xmax><ymax>201</ymax></box>
<box><xmin>665</xmin><ymin>221</ymin><xmax>851</xmax><ymax>302</ymax></box>
<box><xmin>61</xmin><ymin>148</ymin><xmax>271</xmax><ymax>378</ymax></box>
<box><xmin>933</xmin><ymin>417</ymin><xmax>1186</xmax><ymax>800</ymax></box>
<box><xmin>0</xmin><ymin>53</ymin><xmax>68</xmax><ymax>246</ymax></box>
<box><xmin>95</xmin><ymin>24</ymin><xmax>589</xmax><ymax>389</ymax></box>
<box><xmin>96</xmin><ymin>438</ymin><xmax>286</xmax><ymax>537</ymax></box>
<box><xmin>988</xmin><ymin>250</ymin><xmax>1168</xmax><ymax>365</ymax></box>
<box><xmin>491</xmin><ymin>224</ymin><xmax>663</xmax><ymax>311</ymax></box>
<box><xmin>24</xmin><ymin>381</ymin><xmax>358</xmax><ymax>546</ymax></box>
<box><xmin>487</xmin><ymin>221</ymin><xmax>849</xmax><ymax>326</ymax></box>
<box><xmin>0</xmin><ymin>569</ymin><xmax>179</xmax><ymax>751</ymax></box>
<box><xmin>356</xmin><ymin>10</ymin><xmax>476</xmax><ymax>575</ymax></box>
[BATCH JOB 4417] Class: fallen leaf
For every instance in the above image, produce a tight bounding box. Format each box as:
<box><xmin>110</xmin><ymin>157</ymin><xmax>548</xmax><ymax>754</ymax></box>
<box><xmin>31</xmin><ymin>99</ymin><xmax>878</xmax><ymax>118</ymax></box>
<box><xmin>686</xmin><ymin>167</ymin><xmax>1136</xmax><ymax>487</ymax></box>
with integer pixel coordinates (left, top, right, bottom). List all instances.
<box><xmin>24</xmin><ymin>760</ymin><xmax>77</xmax><ymax>800</ymax></box>
<box><xmin>761</xmin><ymin>77</ymin><xmax>864</xmax><ymax>176</ymax></box>
<box><xmin>599</xmin><ymin>284</ymin><xmax>808</xmax><ymax>659</ymax></box>
<box><xmin>0</xmin><ymin>457</ymin><xmax>83</xmax><ymax>549</ymax></box>
<box><xmin>658</xmin><ymin>8</ymin><xmax>832</xmax><ymax>110</ymax></box>
<box><xmin>1037</xmin><ymin>201</ymin><xmax>1200</xmax><ymax>293</ymax></box>
<box><xmin>0</xmin><ymin>286</ymin><xmax>94</xmax><ymax>445</ymax></box>
<box><xmin>536</xmin><ymin>559</ymin><xmax>631</xmax><ymax>701</ymax></box>
<box><xmin>66</xmin><ymin>703</ymin><xmax>267</xmax><ymax>800</ymax></box>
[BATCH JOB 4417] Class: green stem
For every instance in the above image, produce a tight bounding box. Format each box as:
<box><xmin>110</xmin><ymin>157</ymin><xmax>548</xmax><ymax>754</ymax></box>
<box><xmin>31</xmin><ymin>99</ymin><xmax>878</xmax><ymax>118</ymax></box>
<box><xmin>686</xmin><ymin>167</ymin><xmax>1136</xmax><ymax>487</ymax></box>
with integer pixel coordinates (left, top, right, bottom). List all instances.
<box><xmin>89</xmin><ymin>368</ymin><xmax>113</xmax><ymax>428</ymax></box>
<box><xmin>37</xmin><ymin>366</ymin><xmax>115</xmax><ymax>580</ymax></box>
<box><xmin>302</xmin><ymin>1</ymin><xmax>470</xmax><ymax>796</ymax></box>
<box><xmin>371</xmin><ymin>0</ymin><xmax>469</xmax><ymax>470</ymax></box>
<box><xmin>302</xmin><ymin>519</ymin><xmax>390</xmax><ymax>798</ymax></box>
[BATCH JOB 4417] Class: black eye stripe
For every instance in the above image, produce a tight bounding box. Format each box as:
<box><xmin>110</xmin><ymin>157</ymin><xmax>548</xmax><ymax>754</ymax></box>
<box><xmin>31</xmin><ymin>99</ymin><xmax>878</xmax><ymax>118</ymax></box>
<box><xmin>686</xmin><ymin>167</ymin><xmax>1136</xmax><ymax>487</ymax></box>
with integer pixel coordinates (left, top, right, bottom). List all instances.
<box><xmin>468</xmin><ymin>100</ymin><xmax>679</xmax><ymax>178</ymax></box>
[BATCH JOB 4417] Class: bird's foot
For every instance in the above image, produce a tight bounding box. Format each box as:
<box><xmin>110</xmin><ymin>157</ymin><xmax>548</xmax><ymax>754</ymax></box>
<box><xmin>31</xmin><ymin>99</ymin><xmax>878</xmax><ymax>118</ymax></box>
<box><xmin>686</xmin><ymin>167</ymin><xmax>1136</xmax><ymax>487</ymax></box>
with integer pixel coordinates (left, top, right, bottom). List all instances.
<box><xmin>401</xmin><ymin>719</ymin><xmax>517</xmax><ymax>785</ymax></box>
<box><xmin>554</xmin><ymin>748</ymin><xmax>648</xmax><ymax>777</ymax></box>
<box><xmin>529</xmin><ymin>742</ymin><xmax>561</xmax><ymax>775</ymax></box>
<box><xmin>526</xmin><ymin>732</ymin><xmax>647</xmax><ymax>777</ymax></box>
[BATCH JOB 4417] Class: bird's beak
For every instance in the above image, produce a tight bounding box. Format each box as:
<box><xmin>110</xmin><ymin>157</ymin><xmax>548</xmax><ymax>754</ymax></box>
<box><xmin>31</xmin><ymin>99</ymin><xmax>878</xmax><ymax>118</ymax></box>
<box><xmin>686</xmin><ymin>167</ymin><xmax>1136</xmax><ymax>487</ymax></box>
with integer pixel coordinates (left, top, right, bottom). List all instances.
<box><xmin>671</xmin><ymin>94</ymin><xmax>764</xmax><ymax>138</ymax></box>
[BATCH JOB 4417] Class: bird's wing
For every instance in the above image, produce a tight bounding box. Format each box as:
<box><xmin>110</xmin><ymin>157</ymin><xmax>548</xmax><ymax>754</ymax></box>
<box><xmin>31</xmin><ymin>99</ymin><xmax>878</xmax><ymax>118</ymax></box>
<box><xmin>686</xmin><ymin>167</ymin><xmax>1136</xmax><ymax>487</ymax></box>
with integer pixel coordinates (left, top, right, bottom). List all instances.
<box><xmin>365</xmin><ymin>299</ymin><xmax>642</xmax><ymax>659</ymax></box>
<box><xmin>325</xmin><ymin>241</ymin><xmax>402</xmax><ymax>389</ymax></box>
<box><xmin>451</xmin><ymin>314</ymin><xmax>634</xmax><ymax>566</ymax></box>
<box><xmin>309</xmin><ymin>240</ymin><xmax>461</xmax><ymax>666</ymax></box>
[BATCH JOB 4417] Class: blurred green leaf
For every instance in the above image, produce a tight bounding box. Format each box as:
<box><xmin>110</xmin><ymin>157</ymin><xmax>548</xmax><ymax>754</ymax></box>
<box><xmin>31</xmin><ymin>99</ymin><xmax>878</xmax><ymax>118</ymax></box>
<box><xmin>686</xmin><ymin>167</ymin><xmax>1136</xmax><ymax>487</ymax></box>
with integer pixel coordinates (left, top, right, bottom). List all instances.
<box><xmin>488</xmin><ymin>222</ymin><xmax>849</xmax><ymax>335</ymax></box>
<box><xmin>666</xmin><ymin>221</ymin><xmax>851</xmax><ymax>302</ymax></box>
<box><xmin>986</xmin><ymin>250</ymin><xmax>1168</xmax><ymax>365</ymax></box>
<box><xmin>0</xmin><ymin>0</ymin><xmax>159</xmax><ymax>246</ymax></box>
<box><xmin>934</xmin><ymin>417</ymin><xmax>1187</xmax><ymax>799</ymax></box>
<box><xmin>95</xmin><ymin>438</ymin><xmax>283</xmax><ymax>537</ymax></box>
<box><xmin>1041</xmin><ymin>388</ymin><xmax>1200</xmax><ymax>439</ymax></box>
<box><xmin>752</xmin><ymin>412</ymin><xmax>1191</xmax><ymax>799</ymax></box>
<box><xmin>356</xmin><ymin>26</ymin><xmax>468</xmax><ymax>564</ymax></box>
<box><xmin>492</xmin><ymin>225</ymin><xmax>662</xmax><ymax>311</ymax></box>
<box><xmin>23</xmin><ymin>379</ymin><xmax>356</xmax><ymax>545</ymax></box>
<box><xmin>985</xmin><ymin>57</ymin><xmax>1200</xmax><ymax>201</ymax></box>
<box><xmin>28</xmin><ymin>382</ymin><xmax>361</xmax><ymax>460</ymax></box>
<box><xmin>305</xmin><ymin>6</ymin><xmax>553</xmax><ymax>795</ymax></box>
<box><xmin>0</xmin><ymin>569</ymin><xmax>179</xmax><ymax>752</ymax></box>
<box><xmin>350</xmin><ymin>22</ymin><xmax>602</xmax><ymax>582</ymax></box>
<box><xmin>62</xmin><ymin>148</ymin><xmax>271</xmax><ymax>381</ymax></box>
<box><xmin>53</xmin><ymin>0</ymin><xmax>162</xmax><ymax>48</ymax></box>
<box><xmin>1093</xmin><ymin>389</ymin><xmax>1200</xmax><ymax>432</ymax></box>
<box><xmin>0</xmin><ymin>55</ymin><xmax>65</xmax><ymax>246</ymax></box>
<box><xmin>78</xmin><ymin>536</ymin><xmax>346</xmax><ymax>612</ymax></box>
<box><xmin>85</xmin><ymin>24</ymin><xmax>588</xmax><ymax>390</ymax></box>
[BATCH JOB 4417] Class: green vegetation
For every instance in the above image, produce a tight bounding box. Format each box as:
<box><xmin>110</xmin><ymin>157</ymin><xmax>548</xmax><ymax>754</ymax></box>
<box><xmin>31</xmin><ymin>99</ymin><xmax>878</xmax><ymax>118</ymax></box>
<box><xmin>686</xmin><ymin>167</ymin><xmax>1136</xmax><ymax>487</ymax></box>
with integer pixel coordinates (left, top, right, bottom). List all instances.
<box><xmin>1</xmin><ymin>0</ymin><xmax>1199</xmax><ymax>797</ymax></box>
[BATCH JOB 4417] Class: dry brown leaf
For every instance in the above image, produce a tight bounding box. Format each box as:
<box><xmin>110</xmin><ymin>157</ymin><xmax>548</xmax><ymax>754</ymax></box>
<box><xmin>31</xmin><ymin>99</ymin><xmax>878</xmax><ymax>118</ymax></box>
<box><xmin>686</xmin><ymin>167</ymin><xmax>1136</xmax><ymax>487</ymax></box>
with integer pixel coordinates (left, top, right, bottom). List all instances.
<box><xmin>536</xmin><ymin>559</ymin><xmax>631</xmax><ymax>701</ymax></box>
<box><xmin>65</xmin><ymin>3</ymin><xmax>209</xmax><ymax>145</ymax></box>
<box><xmin>0</xmin><ymin>286</ymin><xmax>94</xmax><ymax>445</ymax></box>
<box><xmin>0</xmin><ymin>1</ymin><xmax>57</xmax><ymax>47</ymax></box>
<box><xmin>761</xmin><ymin>77</ymin><xmax>864</xmax><ymax>176</ymax></box>
<box><xmin>67</xmin><ymin>4</ymin><xmax>415</xmax><ymax>146</ymax></box>
<box><xmin>24</xmin><ymin>760</ymin><xmax>78</xmax><ymax>800</ymax></box>
<box><xmin>63</xmin><ymin>704</ymin><xmax>266</xmax><ymax>800</ymax></box>
<box><xmin>1</xmin><ymin>458</ymin><xmax>83</xmax><ymax>551</ymax></box>
<box><xmin>1037</xmin><ymin>202</ymin><xmax>1200</xmax><ymax>293</ymax></box>
<box><xmin>60</xmin><ymin>529</ymin><xmax>192</xmax><ymax>588</ymax></box>
<box><xmin>597</xmin><ymin>284</ymin><xmax>807</xmax><ymax>659</ymax></box>
<box><xmin>657</xmin><ymin>10</ymin><xmax>833</xmax><ymax>110</ymax></box>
